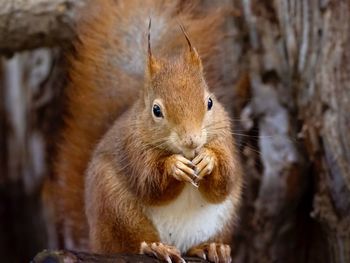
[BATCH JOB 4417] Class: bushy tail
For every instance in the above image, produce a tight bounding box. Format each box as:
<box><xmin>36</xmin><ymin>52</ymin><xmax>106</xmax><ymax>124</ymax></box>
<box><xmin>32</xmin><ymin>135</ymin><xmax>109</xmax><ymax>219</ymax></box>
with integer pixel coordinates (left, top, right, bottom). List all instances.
<box><xmin>45</xmin><ymin>0</ymin><xmax>230</xmax><ymax>250</ymax></box>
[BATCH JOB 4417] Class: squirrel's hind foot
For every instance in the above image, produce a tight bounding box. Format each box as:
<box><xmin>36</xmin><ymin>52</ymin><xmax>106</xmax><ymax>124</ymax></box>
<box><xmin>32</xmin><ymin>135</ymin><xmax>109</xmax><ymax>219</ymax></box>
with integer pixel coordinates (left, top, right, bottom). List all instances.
<box><xmin>187</xmin><ymin>243</ymin><xmax>232</xmax><ymax>263</ymax></box>
<box><xmin>140</xmin><ymin>241</ymin><xmax>185</xmax><ymax>263</ymax></box>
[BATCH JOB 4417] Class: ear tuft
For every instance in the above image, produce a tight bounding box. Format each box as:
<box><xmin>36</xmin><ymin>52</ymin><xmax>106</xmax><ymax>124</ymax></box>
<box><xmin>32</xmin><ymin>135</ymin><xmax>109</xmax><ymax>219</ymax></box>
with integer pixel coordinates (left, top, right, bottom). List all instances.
<box><xmin>179</xmin><ymin>24</ymin><xmax>203</xmax><ymax>70</ymax></box>
<box><xmin>147</xmin><ymin>18</ymin><xmax>161</xmax><ymax>77</ymax></box>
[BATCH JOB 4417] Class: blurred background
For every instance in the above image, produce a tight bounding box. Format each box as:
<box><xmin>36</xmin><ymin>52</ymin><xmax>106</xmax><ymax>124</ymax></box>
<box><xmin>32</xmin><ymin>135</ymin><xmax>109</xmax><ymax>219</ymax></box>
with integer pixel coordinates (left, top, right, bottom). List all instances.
<box><xmin>0</xmin><ymin>0</ymin><xmax>349</xmax><ymax>262</ymax></box>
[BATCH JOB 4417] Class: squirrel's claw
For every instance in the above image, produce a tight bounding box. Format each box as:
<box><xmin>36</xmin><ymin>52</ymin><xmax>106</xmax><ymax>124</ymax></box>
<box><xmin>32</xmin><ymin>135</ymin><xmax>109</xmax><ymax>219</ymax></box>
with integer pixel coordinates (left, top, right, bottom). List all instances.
<box><xmin>192</xmin><ymin>148</ymin><xmax>216</xmax><ymax>181</ymax></box>
<box><xmin>175</xmin><ymin>160</ymin><xmax>198</xmax><ymax>179</ymax></box>
<box><xmin>140</xmin><ymin>241</ymin><xmax>184</xmax><ymax>263</ymax></box>
<box><xmin>174</xmin><ymin>168</ymin><xmax>198</xmax><ymax>188</ymax></box>
<box><xmin>166</xmin><ymin>154</ymin><xmax>197</xmax><ymax>186</ymax></box>
<box><xmin>187</xmin><ymin>243</ymin><xmax>231</xmax><ymax>263</ymax></box>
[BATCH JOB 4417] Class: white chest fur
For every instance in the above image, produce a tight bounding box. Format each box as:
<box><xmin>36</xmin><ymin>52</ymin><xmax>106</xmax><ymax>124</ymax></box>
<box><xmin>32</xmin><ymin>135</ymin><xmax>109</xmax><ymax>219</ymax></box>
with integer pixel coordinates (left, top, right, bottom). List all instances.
<box><xmin>145</xmin><ymin>185</ymin><xmax>233</xmax><ymax>253</ymax></box>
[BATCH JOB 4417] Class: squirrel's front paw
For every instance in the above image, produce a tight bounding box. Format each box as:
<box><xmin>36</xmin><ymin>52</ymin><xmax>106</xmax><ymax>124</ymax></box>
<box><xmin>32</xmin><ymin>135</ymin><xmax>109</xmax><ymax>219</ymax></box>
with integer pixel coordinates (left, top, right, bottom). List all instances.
<box><xmin>192</xmin><ymin>148</ymin><xmax>216</xmax><ymax>181</ymax></box>
<box><xmin>165</xmin><ymin>154</ymin><xmax>198</xmax><ymax>187</ymax></box>
<box><xmin>140</xmin><ymin>241</ymin><xmax>185</xmax><ymax>263</ymax></box>
<box><xmin>187</xmin><ymin>243</ymin><xmax>231</xmax><ymax>263</ymax></box>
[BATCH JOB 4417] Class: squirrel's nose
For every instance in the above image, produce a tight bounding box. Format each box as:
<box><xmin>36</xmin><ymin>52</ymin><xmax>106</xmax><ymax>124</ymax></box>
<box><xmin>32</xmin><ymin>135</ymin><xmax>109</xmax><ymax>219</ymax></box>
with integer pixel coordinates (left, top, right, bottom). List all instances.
<box><xmin>183</xmin><ymin>134</ymin><xmax>202</xmax><ymax>150</ymax></box>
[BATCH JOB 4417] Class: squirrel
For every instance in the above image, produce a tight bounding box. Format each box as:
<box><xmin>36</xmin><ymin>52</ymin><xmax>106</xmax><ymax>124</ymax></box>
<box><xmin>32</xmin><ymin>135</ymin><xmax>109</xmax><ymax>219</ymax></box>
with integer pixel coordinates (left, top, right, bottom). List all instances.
<box><xmin>46</xmin><ymin>0</ymin><xmax>243</xmax><ymax>262</ymax></box>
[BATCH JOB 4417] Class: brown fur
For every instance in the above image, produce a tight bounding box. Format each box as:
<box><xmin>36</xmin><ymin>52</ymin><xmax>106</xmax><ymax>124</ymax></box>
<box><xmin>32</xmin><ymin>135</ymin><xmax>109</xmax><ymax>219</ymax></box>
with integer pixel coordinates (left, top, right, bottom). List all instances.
<box><xmin>46</xmin><ymin>0</ymin><xmax>242</xmax><ymax>254</ymax></box>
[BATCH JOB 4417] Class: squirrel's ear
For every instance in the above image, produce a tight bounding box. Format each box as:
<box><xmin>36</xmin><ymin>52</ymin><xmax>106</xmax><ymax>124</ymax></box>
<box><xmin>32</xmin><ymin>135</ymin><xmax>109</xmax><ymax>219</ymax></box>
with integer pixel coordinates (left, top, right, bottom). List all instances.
<box><xmin>180</xmin><ymin>24</ymin><xmax>203</xmax><ymax>71</ymax></box>
<box><xmin>147</xmin><ymin>19</ymin><xmax>161</xmax><ymax>77</ymax></box>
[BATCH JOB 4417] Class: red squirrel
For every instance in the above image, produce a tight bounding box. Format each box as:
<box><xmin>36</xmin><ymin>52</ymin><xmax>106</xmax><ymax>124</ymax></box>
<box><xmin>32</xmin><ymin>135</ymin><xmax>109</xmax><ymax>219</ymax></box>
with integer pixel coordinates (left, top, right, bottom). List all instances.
<box><xmin>48</xmin><ymin>0</ymin><xmax>243</xmax><ymax>262</ymax></box>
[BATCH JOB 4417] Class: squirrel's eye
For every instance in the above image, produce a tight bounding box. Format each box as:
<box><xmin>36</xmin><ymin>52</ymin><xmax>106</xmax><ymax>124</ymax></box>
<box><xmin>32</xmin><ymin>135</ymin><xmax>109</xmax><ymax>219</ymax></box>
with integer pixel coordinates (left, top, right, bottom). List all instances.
<box><xmin>152</xmin><ymin>104</ymin><xmax>163</xmax><ymax>118</ymax></box>
<box><xmin>207</xmin><ymin>97</ymin><xmax>213</xmax><ymax>110</ymax></box>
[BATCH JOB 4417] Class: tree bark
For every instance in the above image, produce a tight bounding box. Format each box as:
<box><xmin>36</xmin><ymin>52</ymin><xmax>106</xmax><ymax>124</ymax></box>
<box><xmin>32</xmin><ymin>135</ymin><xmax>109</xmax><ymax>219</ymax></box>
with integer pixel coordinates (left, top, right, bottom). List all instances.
<box><xmin>0</xmin><ymin>0</ymin><xmax>86</xmax><ymax>55</ymax></box>
<box><xmin>295</xmin><ymin>1</ymin><xmax>350</xmax><ymax>261</ymax></box>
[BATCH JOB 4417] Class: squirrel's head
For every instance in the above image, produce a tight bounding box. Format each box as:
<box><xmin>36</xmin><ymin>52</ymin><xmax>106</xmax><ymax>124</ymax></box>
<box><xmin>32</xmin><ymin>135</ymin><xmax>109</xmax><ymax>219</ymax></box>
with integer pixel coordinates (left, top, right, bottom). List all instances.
<box><xmin>140</xmin><ymin>22</ymin><xmax>225</xmax><ymax>159</ymax></box>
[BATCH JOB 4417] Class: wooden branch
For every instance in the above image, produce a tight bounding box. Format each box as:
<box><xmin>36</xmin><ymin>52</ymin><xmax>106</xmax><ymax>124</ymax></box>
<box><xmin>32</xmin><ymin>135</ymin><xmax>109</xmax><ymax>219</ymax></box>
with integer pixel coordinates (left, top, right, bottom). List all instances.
<box><xmin>0</xmin><ymin>0</ymin><xmax>86</xmax><ymax>55</ymax></box>
<box><xmin>32</xmin><ymin>250</ymin><xmax>208</xmax><ymax>263</ymax></box>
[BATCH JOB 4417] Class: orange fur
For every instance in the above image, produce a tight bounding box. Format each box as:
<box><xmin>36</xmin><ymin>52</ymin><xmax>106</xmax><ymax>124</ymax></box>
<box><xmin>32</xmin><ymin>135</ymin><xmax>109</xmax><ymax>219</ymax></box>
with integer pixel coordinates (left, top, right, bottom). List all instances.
<box><xmin>46</xmin><ymin>0</ymin><xmax>243</xmax><ymax>257</ymax></box>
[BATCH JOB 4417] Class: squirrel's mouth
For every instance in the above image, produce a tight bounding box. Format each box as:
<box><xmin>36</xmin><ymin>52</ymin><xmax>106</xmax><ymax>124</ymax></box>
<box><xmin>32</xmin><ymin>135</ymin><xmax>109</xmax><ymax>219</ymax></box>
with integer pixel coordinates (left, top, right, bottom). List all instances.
<box><xmin>182</xmin><ymin>144</ymin><xmax>204</xmax><ymax>160</ymax></box>
<box><xmin>167</xmin><ymin>134</ymin><xmax>204</xmax><ymax>160</ymax></box>
<box><xmin>182</xmin><ymin>149</ymin><xmax>196</xmax><ymax>160</ymax></box>
<box><xmin>168</xmin><ymin>144</ymin><xmax>197</xmax><ymax>159</ymax></box>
